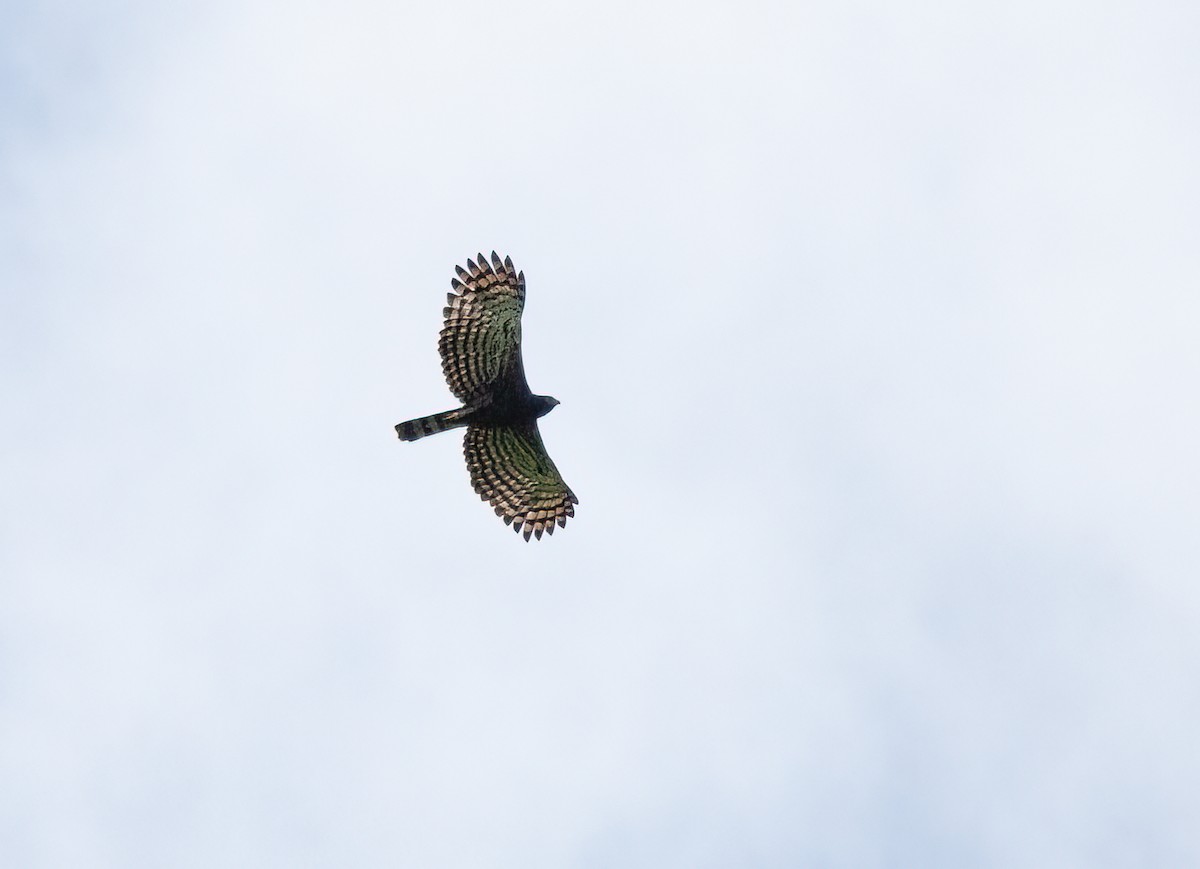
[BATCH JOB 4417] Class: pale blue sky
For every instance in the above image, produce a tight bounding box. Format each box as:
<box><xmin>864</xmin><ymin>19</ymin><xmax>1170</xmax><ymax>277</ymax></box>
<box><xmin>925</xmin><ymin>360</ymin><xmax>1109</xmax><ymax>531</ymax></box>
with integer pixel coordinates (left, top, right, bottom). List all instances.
<box><xmin>2</xmin><ymin>1</ymin><xmax>1199</xmax><ymax>866</ymax></box>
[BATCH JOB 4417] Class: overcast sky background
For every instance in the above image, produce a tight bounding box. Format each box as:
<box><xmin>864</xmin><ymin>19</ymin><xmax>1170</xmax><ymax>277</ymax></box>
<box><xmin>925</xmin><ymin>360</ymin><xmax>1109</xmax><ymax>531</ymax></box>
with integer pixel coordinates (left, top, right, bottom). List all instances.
<box><xmin>2</xmin><ymin>1</ymin><xmax>1199</xmax><ymax>866</ymax></box>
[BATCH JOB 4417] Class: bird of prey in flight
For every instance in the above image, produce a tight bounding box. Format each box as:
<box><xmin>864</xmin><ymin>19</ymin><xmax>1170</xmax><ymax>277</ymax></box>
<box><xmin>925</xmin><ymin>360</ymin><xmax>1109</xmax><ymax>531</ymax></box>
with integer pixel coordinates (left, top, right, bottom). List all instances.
<box><xmin>395</xmin><ymin>252</ymin><xmax>577</xmax><ymax>540</ymax></box>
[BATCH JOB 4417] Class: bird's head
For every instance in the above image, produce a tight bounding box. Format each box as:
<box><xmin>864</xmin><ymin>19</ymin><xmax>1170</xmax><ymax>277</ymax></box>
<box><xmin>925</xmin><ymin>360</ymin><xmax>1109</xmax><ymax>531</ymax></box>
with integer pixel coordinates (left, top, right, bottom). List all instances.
<box><xmin>533</xmin><ymin>395</ymin><xmax>560</xmax><ymax>418</ymax></box>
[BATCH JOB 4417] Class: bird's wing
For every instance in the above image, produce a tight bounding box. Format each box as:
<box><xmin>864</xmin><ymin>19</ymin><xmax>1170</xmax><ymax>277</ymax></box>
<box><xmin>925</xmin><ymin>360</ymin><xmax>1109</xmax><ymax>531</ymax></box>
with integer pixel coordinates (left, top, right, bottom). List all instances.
<box><xmin>464</xmin><ymin>421</ymin><xmax>578</xmax><ymax>540</ymax></box>
<box><xmin>439</xmin><ymin>252</ymin><xmax>526</xmax><ymax>406</ymax></box>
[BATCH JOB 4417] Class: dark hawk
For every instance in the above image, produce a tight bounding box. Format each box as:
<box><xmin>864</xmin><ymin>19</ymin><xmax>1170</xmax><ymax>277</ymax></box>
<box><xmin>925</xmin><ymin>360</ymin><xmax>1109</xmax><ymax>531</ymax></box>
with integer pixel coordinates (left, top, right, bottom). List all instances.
<box><xmin>395</xmin><ymin>252</ymin><xmax>578</xmax><ymax>540</ymax></box>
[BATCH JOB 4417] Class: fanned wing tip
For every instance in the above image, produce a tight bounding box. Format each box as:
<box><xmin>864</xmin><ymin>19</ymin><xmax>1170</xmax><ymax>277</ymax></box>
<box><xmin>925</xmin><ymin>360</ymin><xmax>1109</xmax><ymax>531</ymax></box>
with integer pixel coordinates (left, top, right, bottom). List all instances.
<box><xmin>454</xmin><ymin>265</ymin><xmax>468</xmax><ymax>280</ymax></box>
<box><xmin>476</xmin><ymin>252</ymin><xmax>490</xmax><ymax>273</ymax></box>
<box><xmin>490</xmin><ymin>251</ymin><xmax>503</xmax><ymax>271</ymax></box>
<box><xmin>504</xmin><ymin>254</ymin><xmax>513</xmax><ymax>271</ymax></box>
<box><xmin>487</xmin><ymin>498</ymin><xmax>575</xmax><ymax>540</ymax></box>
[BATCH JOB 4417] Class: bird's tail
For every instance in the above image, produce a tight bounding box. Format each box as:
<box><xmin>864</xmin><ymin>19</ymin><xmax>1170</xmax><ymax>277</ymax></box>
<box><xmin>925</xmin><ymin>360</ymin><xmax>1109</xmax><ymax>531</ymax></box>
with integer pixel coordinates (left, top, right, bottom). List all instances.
<box><xmin>395</xmin><ymin>407</ymin><xmax>472</xmax><ymax>441</ymax></box>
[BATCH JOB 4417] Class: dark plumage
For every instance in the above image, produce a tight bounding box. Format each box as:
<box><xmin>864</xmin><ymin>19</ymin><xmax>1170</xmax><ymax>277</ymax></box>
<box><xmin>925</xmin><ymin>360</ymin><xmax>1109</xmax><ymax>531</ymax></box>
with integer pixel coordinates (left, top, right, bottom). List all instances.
<box><xmin>395</xmin><ymin>252</ymin><xmax>578</xmax><ymax>540</ymax></box>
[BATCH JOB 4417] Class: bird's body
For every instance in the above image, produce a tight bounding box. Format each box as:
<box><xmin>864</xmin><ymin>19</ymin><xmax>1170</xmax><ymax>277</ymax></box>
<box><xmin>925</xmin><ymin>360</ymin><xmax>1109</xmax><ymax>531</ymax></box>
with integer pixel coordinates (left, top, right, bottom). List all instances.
<box><xmin>395</xmin><ymin>252</ymin><xmax>577</xmax><ymax>540</ymax></box>
<box><xmin>394</xmin><ymin>393</ymin><xmax>558</xmax><ymax>440</ymax></box>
